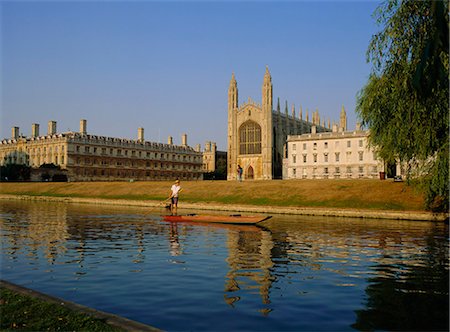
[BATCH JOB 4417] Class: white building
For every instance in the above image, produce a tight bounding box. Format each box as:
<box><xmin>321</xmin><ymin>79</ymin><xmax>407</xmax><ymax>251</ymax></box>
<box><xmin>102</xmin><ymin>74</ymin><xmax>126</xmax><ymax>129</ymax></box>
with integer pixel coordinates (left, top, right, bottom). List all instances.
<box><xmin>283</xmin><ymin>124</ymin><xmax>386</xmax><ymax>180</ymax></box>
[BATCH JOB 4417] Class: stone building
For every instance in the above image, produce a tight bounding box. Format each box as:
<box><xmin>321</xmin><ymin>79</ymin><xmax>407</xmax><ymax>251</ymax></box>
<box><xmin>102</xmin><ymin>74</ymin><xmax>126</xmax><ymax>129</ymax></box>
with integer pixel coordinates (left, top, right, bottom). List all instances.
<box><xmin>283</xmin><ymin>122</ymin><xmax>385</xmax><ymax>179</ymax></box>
<box><xmin>201</xmin><ymin>141</ymin><xmax>227</xmax><ymax>176</ymax></box>
<box><xmin>1</xmin><ymin>119</ymin><xmax>203</xmax><ymax>181</ymax></box>
<box><xmin>227</xmin><ymin>67</ymin><xmax>331</xmax><ymax>180</ymax></box>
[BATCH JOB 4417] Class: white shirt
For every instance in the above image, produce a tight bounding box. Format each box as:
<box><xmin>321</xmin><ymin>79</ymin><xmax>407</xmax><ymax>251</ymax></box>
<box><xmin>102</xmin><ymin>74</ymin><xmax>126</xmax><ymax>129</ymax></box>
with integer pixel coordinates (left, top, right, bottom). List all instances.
<box><xmin>171</xmin><ymin>184</ymin><xmax>181</xmax><ymax>197</ymax></box>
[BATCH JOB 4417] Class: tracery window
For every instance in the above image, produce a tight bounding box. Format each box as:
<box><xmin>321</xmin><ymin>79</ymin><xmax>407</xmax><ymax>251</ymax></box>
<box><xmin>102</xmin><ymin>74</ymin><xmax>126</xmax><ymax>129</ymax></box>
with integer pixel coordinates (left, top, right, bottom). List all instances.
<box><xmin>239</xmin><ymin>121</ymin><xmax>261</xmax><ymax>155</ymax></box>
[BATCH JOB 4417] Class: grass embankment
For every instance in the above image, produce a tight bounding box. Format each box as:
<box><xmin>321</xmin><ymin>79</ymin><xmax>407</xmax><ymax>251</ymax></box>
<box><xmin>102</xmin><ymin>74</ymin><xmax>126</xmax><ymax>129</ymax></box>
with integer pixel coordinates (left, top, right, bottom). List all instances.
<box><xmin>0</xmin><ymin>179</ymin><xmax>425</xmax><ymax>211</ymax></box>
<box><xmin>0</xmin><ymin>287</ymin><xmax>123</xmax><ymax>331</ymax></box>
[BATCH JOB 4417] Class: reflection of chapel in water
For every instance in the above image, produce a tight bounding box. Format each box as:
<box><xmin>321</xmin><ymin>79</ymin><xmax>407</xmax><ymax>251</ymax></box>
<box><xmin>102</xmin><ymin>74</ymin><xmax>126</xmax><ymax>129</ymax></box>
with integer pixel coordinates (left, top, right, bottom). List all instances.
<box><xmin>224</xmin><ymin>227</ymin><xmax>275</xmax><ymax>307</ymax></box>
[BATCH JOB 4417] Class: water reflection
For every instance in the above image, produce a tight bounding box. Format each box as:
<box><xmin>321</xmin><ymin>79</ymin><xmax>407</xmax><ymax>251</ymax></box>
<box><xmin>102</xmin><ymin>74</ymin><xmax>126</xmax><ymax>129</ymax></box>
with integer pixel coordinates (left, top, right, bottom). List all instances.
<box><xmin>0</xmin><ymin>200</ymin><xmax>448</xmax><ymax>331</ymax></box>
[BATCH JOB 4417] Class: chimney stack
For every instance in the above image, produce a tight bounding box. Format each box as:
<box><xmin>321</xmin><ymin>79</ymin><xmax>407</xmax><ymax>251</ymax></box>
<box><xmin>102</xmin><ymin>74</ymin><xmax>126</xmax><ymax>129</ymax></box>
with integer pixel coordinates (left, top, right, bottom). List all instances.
<box><xmin>80</xmin><ymin>119</ymin><xmax>87</xmax><ymax>135</ymax></box>
<box><xmin>12</xmin><ymin>127</ymin><xmax>19</xmax><ymax>140</ymax></box>
<box><xmin>168</xmin><ymin>136</ymin><xmax>173</xmax><ymax>145</ymax></box>
<box><xmin>138</xmin><ymin>127</ymin><xmax>144</xmax><ymax>142</ymax></box>
<box><xmin>311</xmin><ymin>125</ymin><xmax>317</xmax><ymax>134</ymax></box>
<box><xmin>48</xmin><ymin>121</ymin><xmax>57</xmax><ymax>135</ymax></box>
<box><xmin>32</xmin><ymin>123</ymin><xmax>40</xmax><ymax>137</ymax></box>
<box><xmin>181</xmin><ymin>133</ymin><xmax>187</xmax><ymax>146</ymax></box>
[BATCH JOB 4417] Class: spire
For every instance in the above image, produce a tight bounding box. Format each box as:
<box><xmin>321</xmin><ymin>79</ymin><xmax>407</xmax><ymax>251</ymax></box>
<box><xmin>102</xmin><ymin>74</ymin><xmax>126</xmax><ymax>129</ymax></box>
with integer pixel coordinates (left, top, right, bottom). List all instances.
<box><xmin>277</xmin><ymin>97</ymin><xmax>280</xmax><ymax>113</ymax></box>
<box><xmin>299</xmin><ymin>106</ymin><xmax>303</xmax><ymax>120</ymax></box>
<box><xmin>228</xmin><ymin>72</ymin><xmax>238</xmax><ymax>110</ymax></box>
<box><xmin>340</xmin><ymin>105</ymin><xmax>347</xmax><ymax>131</ymax></box>
<box><xmin>306</xmin><ymin>109</ymin><xmax>309</xmax><ymax>122</ymax></box>
<box><xmin>291</xmin><ymin>104</ymin><xmax>297</xmax><ymax>135</ymax></box>
<box><xmin>262</xmin><ymin>66</ymin><xmax>273</xmax><ymax>113</ymax></box>
<box><xmin>285</xmin><ymin>100</ymin><xmax>290</xmax><ymax>133</ymax></box>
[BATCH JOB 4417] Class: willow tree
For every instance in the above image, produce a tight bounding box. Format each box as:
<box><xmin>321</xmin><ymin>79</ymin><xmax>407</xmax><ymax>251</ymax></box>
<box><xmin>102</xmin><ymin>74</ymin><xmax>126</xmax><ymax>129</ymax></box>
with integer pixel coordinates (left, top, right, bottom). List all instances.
<box><xmin>357</xmin><ymin>0</ymin><xmax>449</xmax><ymax>211</ymax></box>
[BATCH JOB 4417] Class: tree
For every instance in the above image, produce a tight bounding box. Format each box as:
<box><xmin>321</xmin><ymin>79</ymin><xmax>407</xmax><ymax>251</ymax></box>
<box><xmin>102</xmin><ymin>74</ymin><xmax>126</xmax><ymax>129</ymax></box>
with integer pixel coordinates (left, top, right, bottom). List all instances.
<box><xmin>356</xmin><ymin>0</ymin><xmax>449</xmax><ymax>211</ymax></box>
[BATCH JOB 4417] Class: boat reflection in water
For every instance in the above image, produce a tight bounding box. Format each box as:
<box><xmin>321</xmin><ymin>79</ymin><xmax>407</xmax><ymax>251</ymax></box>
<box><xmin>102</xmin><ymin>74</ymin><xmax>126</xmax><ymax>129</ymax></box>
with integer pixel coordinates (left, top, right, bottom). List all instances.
<box><xmin>0</xmin><ymin>200</ymin><xmax>448</xmax><ymax>331</ymax></box>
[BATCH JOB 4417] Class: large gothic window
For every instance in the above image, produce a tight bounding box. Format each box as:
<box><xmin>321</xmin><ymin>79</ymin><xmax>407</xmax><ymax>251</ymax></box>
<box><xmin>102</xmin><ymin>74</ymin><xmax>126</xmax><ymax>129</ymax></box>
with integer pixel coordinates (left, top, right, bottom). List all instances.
<box><xmin>239</xmin><ymin>121</ymin><xmax>261</xmax><ymax>155</ymax></box>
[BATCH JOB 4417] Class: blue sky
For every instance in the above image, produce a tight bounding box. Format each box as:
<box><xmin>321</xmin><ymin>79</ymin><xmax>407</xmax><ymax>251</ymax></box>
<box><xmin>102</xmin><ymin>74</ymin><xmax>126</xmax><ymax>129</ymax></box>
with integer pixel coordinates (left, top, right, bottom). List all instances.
<box><xmin>1</xmin><ymin>1</ymin><xmax>380</xmax><ymax>150</ymax></box>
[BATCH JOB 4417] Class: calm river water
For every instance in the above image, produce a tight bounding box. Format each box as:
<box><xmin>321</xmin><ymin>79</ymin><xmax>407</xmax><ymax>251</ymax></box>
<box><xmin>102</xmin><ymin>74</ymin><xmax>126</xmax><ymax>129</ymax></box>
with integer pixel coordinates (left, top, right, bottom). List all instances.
<box><xmin>1</xmin><ymin>200</ymin><xmax>448</xmax><ymax>331</ymax></box>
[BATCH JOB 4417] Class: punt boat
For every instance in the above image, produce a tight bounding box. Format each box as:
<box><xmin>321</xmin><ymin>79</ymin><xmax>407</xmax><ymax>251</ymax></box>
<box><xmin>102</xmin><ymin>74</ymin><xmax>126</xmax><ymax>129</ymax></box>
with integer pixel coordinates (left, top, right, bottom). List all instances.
<box><xmin>162</xmin><ymin>214</ymin><xmax>271</xmax><ymax>225</ymax></box>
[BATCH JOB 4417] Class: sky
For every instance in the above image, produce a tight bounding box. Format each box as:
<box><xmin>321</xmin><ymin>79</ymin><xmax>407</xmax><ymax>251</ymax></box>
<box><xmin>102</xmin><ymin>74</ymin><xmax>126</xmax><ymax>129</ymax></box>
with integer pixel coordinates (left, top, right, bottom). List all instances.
<box><xmin>1</xmin><ymin>0</ymin><xmax>380</xmax><ymax>150</ymax></box>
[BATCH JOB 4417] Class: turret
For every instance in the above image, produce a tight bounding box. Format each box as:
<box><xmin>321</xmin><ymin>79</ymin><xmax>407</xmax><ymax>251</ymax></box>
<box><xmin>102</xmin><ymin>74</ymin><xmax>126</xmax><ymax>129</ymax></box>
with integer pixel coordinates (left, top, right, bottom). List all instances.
<box><xmin>228</xmin><ymin>73</ymin><xmax>238</xmax><ymax>111</ymax></box>
<box><xmin>262</xmin><ymin>66</ymin><xmax>273</xmax><ymax>111</ymax></box>
<box><xmin>340</xmin><ymin>105</ymin><xmax>347</xmax><ymax>132</ymax></box>
<box><xmin>261</xmin><ymin>66</ymin><xmax>273</xmax><ymax>179</ymax></box>
<box><xmin>284</xmin><ymin>100</ymin><xmax>290</xmax><ymax>133</ymax></box>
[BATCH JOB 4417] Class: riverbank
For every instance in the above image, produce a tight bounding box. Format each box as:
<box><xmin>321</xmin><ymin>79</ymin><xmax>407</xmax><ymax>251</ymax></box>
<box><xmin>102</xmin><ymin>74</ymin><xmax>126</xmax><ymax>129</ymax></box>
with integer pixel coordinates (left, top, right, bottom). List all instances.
<box><xmin>1</xmin><ymin>180</ymin><xmax>447</xmax><ymax>221</ymax></box>
<box><xmin>0</xmin><ymin>280</ymin><xmax>159</xmax><ymax>331</ymax></box>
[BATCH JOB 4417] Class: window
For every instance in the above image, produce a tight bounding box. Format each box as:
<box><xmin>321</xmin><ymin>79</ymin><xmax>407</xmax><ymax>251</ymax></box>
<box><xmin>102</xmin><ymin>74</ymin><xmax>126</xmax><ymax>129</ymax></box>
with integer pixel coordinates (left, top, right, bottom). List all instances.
<box><xmin>335</xmin><ymin>167</ymin><xmax>340</xmax><ymax>174</ymax></box>
<box><xmin>335</xmin><ymin>152</ymin><xmax>340</xmax><ymax>162</ymax></box>
<box><xmin>292</xmin><ymin>155</ymin><xmax>297</xmax><ymax>164</ymax></box>
<box><xmin>324</xmin><ymin>153</ymin><xmax>328</xmax><ymax>162</ymax></box>
<box><xmin>303</xmin><ymin>143</ymin><xmax>307</xmax><ymax>150</ymax></box>
<box><xmin>313</xmin><ymin>154</ymin><xmax>317</xmax><ymax>163</ymax></box>
<box><xmin>293</xmin><ymin>144</ymin><xmax>296</xmax><ymax>151</ymax></box>
<box><xmin>324</xmin><ymin>167</ymin><xmax>329</xmax><ymax>174</ymax></box>
<box><xmin>324</xmin><ymin>142</ymin><xmax>328</xmax><ymax>149</ymax></box>
<box><xmin>293</xmin><ymin>168</ymin><xmax>296</xmax><ymax>176</ymax></box>
<box><xmin>239</xmin><ymin>121</ymin><xmax>261</xmax><ymax>155</ymax></box>
<box><xmin>313</xmin><ymin>142</ymin><xmax>317</xmax><ymax>150</ymax></box>
<box><xmin>346</xmin><ymin>166</ymin><xmax>352</xmax><ymax>173</ymax></box>
<box><xmin>359</xmin><ymin>140</ymin><xmax>363</xmax><ymax>147</ymax></box>
<box><xmin>359</xmin><ymin>151</ymin><xmax>364</xmax><ymax>161</ymax></box>
<box><xmin>303</xmin><ymin>155</ymin><xmax>307</xmax><ymax>163</ymax></box>
<box><xmin>347</xmin><ymin>140</ymin><xmax>351</xmax><ymax>148</ymax></box>
<box><xmin>359</xmin><ymin>166</ymin><xmax>364</xmax><ymax>173</ymax></box>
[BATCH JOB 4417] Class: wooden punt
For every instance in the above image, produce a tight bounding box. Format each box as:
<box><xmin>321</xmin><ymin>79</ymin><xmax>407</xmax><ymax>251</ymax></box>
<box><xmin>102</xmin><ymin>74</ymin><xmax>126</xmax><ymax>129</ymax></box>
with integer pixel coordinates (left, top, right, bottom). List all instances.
<box><xmin>162</xmin><ymin>214</ymin><xmax>271</xmax><ymax>225</ymax></box>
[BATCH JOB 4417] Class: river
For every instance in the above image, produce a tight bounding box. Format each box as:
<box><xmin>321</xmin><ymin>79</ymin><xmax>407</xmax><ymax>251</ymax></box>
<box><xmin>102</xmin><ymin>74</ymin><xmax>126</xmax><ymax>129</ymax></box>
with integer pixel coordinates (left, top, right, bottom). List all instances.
<box><xmin>1</xmin><ymin>200</ymin><xmax>448</xmax><ymax>331</ymax></box>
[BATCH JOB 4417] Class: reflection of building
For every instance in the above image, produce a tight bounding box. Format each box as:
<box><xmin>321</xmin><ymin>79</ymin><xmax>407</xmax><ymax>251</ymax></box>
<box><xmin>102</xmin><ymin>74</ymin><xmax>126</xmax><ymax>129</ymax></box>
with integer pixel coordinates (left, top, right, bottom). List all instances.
<box><xmin>1</xmin><ymin>119</ymin><xmax>203</xmax><ymax>181</ymax></box>
<box><xmin>225</xmin><ymin>228</ymin><xmax>274</xmax><ymax>306</ymax></box>
<box><xmin>284</xmin><ymin>121</ymin><xmax>386</xmax><ymax>179</ymax></box>
<box><xmin>227</xmin><ymin>67</ymin><xmax>332</xmax><ymax>180</ymax></box>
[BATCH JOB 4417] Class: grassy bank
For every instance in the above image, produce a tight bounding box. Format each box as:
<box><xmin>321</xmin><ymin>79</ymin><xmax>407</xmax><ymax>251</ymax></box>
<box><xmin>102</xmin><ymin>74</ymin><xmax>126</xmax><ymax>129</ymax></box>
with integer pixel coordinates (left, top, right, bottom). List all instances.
<box><xmin>0</xmin><ymin>179</ymin><xmax>426</xmax><ymax>211</ymax></box>
<box><xmin>0</xmin><ymin>286</ymin><xmax>123</xmax><ymax>331</ymax></box>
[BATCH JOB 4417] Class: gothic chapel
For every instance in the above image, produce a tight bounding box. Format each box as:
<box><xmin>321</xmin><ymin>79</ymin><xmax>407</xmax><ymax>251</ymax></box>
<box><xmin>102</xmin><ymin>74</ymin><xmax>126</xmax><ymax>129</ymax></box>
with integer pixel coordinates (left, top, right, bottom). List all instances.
<box><xmin>227</xmin><ymin>67</ymin><xmax>331</xmax><ymax>180</ymax></box>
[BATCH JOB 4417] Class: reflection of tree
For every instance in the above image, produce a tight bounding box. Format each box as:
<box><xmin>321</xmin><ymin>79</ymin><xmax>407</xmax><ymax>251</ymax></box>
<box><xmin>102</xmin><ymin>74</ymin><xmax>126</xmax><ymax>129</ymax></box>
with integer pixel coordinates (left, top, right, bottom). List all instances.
<box><xmin>352</xmin><ymin>232</ymin><xmax>449</xmax><ymax>331</ymax></box>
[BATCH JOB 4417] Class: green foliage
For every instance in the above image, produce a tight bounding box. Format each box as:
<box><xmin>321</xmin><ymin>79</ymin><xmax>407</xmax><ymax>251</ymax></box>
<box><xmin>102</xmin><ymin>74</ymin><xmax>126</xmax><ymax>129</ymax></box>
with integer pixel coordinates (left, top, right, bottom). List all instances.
<box><xmin>357</xmin><ymin>0</ymin><xmax>449</xmax><ymax>211</ymax></box>
<box><xmin>0</xmin><ymin>164</ymin><xmax>31</xmax><ymax>181</ymax></box>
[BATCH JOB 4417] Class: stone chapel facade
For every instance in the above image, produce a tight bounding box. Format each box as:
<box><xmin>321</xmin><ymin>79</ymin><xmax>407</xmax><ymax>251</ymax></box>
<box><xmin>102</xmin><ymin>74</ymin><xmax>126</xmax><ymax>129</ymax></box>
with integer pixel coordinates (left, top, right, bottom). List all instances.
<box><xmin>227</xmin><ymin>67</ymin><xmax>331</xmax><ymax>180</ymax></box>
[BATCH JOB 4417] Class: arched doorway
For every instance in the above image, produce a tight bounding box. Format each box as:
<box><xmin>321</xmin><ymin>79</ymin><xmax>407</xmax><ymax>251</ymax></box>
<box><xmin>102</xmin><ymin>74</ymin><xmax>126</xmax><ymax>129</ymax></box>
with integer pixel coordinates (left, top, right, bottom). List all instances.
<box><xmin>246</xmin><ymin>165</ymin><xmax>254</xmax><ymax>180</ymax></box>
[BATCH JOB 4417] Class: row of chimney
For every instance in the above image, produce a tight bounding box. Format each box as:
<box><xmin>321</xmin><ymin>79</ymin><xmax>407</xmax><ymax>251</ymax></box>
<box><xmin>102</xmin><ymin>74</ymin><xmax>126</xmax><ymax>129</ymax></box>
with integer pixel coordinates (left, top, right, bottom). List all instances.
<box><xmin>10</xmin><ymin>119</ymin><xmax>189</xmax><ymax>146</ymax></box>
<box><xmin>11</xmin><ymin>120</ymin><xmax>87</xmax><ymax>139</ymax></box>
